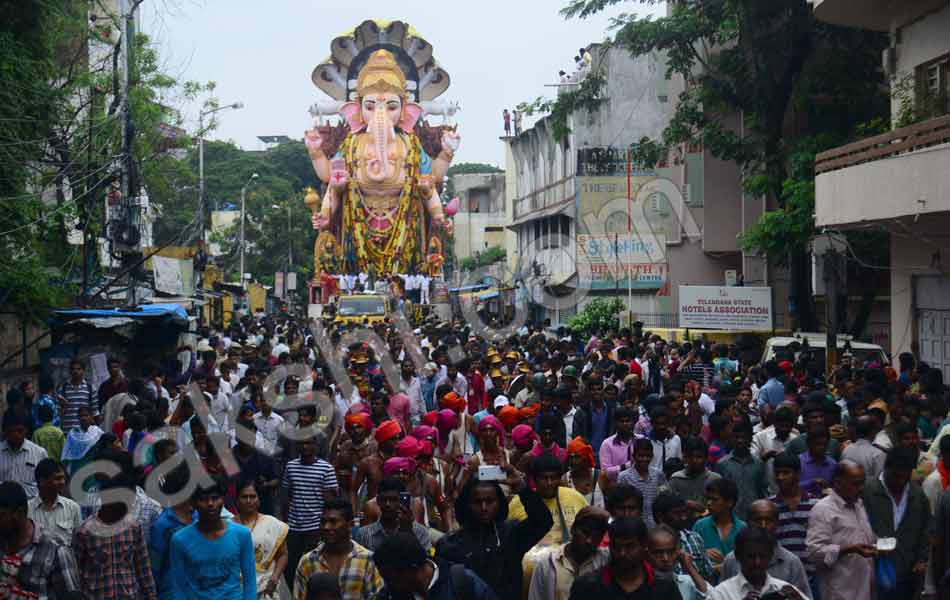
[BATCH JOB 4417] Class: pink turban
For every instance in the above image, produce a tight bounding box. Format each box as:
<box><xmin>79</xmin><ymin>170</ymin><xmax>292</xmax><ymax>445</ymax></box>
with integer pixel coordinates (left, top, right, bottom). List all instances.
<box><xmin>436</xmin><ymin>409</ymin><xmax>459</xmax><ymax>451</ymax></box>
<box><xmin>478</xmin><ymin>415</ymin><xmax>505</xmax><ymax>442</ymax></box>
<box><xmin>382</xmin><ymin>456</ymin><xmax>416</xmax><ymax>477</ymax></box>
<box><xmin>411</xmin><ymin>425</ymin><xmax>439</xmax><ymax>448</ymax></box>
<box><xmin>512</xmin><ymin>424</ymin><xmax>538</xmax><ymax>451</ymax></box>
<box><xmin>395</xmin><ymin>435</ymin><xmax>423</xmax><ymax>458</ymax></box>
<box><xmin>419</xmin><ymin>440</ymin><xmax>434</xmax><ymax>457</ymax></box>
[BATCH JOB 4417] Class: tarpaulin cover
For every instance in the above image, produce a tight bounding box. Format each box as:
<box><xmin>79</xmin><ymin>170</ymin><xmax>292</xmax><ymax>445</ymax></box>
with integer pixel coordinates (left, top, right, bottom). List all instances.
<box><xmin>52</xmin><ymin>303</ymin><xmax>189</xmax><ymax>328</ymax></box>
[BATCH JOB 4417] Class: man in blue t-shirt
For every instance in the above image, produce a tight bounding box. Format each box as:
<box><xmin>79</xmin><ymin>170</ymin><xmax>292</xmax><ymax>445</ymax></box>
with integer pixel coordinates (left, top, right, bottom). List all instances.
<box><xmin>170</xmin><ymin>478</ymin><xmax>256</xmax><ymax>599</ymax></box>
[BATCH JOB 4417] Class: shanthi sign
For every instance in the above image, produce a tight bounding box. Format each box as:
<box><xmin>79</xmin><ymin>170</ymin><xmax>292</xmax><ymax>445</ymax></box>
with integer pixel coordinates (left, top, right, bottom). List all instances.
<box><xmin>678</xmin><ymin>286</ymin><xmax>773</xmax><ymax>331</ymax></box>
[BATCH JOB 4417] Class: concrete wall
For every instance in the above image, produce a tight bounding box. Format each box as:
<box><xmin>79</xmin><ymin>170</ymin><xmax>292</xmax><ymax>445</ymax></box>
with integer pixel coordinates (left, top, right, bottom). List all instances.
<box><xmin>889</xmin><ymin>213</ymin><xmax>950</xmax><ymax>357</ymax></box>
<box><xmin>572</xmin><ymin>46</ymin><xmax>672</xmax><ymax>148</ymax></box>
<box><xmin>816</xmin><ymin>143</ymin><xmax>950</xmax><ymax>227</ymax></box>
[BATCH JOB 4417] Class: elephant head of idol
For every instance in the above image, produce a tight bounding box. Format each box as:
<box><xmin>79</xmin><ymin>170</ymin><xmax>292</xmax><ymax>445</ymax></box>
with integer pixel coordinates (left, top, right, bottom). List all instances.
<box><xmin>339</xmin><ymin>50</ymin><xmax>423</xmax><ymax>183</ymax></box>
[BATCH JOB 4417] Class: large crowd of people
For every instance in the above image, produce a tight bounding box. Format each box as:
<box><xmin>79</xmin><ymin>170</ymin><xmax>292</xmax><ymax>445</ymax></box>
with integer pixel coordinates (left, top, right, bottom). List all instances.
<box><xmin>0</xmin><ymin>312</ymin><xmax>946</xmax><ymax>600</ymax></box>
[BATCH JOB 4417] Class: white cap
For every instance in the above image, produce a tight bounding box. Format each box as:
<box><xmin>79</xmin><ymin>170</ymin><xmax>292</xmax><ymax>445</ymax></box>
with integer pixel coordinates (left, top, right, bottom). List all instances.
<box><xmin>493</xmin><ymin>395</ymin><xmax>510</xmax><ymax>409</ymax></box>
<box><xmin>197</xmin><ymin>340</ymin><xmax>213</xmax><ymax>352</ymax></box>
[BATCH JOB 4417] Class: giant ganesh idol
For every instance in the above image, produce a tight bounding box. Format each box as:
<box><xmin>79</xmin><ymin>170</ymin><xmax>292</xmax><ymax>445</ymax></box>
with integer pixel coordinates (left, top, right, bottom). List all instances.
<box><xmin>304</xmin><ymin>20</ymin><xmax>460</xmax><ymax>277</ymax></box>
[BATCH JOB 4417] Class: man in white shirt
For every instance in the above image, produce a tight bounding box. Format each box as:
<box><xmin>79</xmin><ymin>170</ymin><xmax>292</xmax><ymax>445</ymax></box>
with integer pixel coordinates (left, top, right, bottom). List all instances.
<box><xmin>435</xmin><ymin>363</ymin><xmax>468</xmax><ymax>399</ymax></box>
<box><xmin>751</xmin><ymin>406</ymin><xmax>799</xmax><ymax>492</ymax></box>
<box><xmin>710</xmin><ymin>526</ymin><xmax>807</xmax><ymax>600</ymax></box>
<box><xmin>207</xmin><ymin>376</ymin><xmax>233</xmax><ymax>432</ymax></box>
<box><xmin>254</xmin><ymin>400</ymin><xmax>285</xmax><ymax>449</ymax></box>
<box><xmin>419</xmin><ymin>274</ymin><xmax>431</xmax><ymax>304</ymax></box>
<box><xmin>271</xmin><ymin>336</ymin><xmax>290</xmax><ymax>359</ymax></box>
<box><xmin>27</xmin><ymin>458</ymin><xmax>82</xmax><ymax>546</ymax></box>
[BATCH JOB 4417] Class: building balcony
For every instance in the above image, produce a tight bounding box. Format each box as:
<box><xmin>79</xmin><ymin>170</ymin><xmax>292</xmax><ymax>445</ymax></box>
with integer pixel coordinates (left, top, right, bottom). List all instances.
<box><xmin>815</xmin><ymin>114</ymin><xmax>950</xmax><ymax>227</ymax></box>
<box><xmin>812</xmin><ymin>0</ymin><xmax>945</xmax><ymax>31</ymax></box>
<box><xmin>512</xmin><ymin>177</ymin><xmax>575</xmax><ymax>223</ymax></box>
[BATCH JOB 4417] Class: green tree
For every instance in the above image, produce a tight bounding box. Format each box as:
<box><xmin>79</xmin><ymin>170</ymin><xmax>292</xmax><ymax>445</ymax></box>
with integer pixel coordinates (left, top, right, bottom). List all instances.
<box><xmin>198</xmin><ymin>139</ymin><xmax>321</xmax><ymax>287</ymax></box>
<box><xmin>0</xmin><ymin>0</ymin><xmax>215</xmax><ymax>319</ymax></box>
<box><xmin>558</xmin><ymin>0</ymin><xmax>889</xmax><ymax>330</ymax></box>
<box><xmin>447</xmin><ymin>162</ymin><xmax>503</xmax><ymax>175</ymax></box>
<box><xmin>459</xmin><ymin>245</ymin><xmax>507</xmax><ymax>271</ymax></box>
<box><xmin>567</xmin><ymin>297</ymin><xmax>625</xmax><ymax>337</ymax></box>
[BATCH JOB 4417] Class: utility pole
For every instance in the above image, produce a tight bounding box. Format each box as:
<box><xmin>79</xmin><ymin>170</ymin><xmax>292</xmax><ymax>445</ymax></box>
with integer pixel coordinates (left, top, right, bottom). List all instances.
<box><xmin>81</xmin><ymin>83</ymin><xmax>96</xmax><ymax>306</ymax></box>
<box><xmin>198</xmin><ymin>110</ymin><xmax>205</xmax><ymax>237</ymax></box>
<box><xmin>119</xmin><ymin>0</ymin><xmax>141</xmax><ymax>305</ymax></box>
<box><xmin>823</xmin><ymin>247</ymin><xmax>840</xmax><ymax>378</ymax></box>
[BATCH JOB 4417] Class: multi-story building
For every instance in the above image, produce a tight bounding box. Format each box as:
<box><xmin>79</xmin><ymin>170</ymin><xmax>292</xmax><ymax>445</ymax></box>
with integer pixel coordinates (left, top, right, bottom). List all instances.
<box><xmin>813</xmin><ymin>0</ymin><xmax>950</xmax><ymax>376</ymax></box>
<box><xmin>505</xmin><ymin>44</ymin><xmax>784</xmax><ymax>327</ymax></box>
<box><xmin>450</xmin><ymin>172</ymin><xmax>509</xmax><ymax>262</ymax></box>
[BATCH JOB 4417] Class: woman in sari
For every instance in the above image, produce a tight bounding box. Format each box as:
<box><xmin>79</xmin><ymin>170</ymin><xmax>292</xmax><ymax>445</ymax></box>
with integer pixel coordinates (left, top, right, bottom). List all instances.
<box><xmin>232</xmin><ymin>479</ymin><xmax>289</xmax><ymax>598</ymax></box>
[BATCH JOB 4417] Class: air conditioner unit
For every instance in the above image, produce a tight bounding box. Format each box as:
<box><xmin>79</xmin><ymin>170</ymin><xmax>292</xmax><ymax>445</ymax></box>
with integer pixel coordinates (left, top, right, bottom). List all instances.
<box><xmin>883</xmin><ymin>47</ymin><xmax>897</xmax><ymax>78</ymax></box>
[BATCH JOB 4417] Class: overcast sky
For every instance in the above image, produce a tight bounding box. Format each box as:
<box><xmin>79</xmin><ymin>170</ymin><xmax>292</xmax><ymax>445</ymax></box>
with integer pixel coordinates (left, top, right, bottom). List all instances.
<box><xmin>140</xmin><ymin>0</ymin><xmax>665</xmax><ymax>167</ymax></box>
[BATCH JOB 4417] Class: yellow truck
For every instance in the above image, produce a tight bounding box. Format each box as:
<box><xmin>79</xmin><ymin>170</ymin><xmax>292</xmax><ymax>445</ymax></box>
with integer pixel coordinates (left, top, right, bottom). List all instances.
<box><xmin>334</xmin><ymin>293</ymin><xmax>391</xmax><ymax>326</ymax></box>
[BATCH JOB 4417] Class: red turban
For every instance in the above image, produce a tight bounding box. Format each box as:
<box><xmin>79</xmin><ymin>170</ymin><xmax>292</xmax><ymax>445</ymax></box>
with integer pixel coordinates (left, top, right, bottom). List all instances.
<box><xmin>382</xmin><ymin>456</ymin><xmax>416</xmax><ymax>477</ymax></box>
<box><xmin>441</xmin><ymin>391</ymin><xmax>466</xmax><ymax>413</ymax></box>
<box><xmin>395</xmin><ymin>435</ymin><xmax>423</xmax><ymax>458</ymax></box>
<box><xmin>345</xmin><ymin>412</ymin><xmax>373</xmax><ymax>430</ymax></box>
<box><xmin>567</xmin><ymin>436</ymin><xmax>595</xmax><ymax>468</ymax></box>
<box><xmin>374</xmin><ymin>419</ymin><xmax>402</xmax><ymax>444</ymax></box>
<box><xmin>419</xmin><ymin>440</ymin><xmax>434</xmax><ymax>457</ymax></box>
<box><xmin>497</xmin><ymin>406</ymin><xmax>519</xmax><ymax>430</ymax></box>
<box><xmin>519</xmin><ymin>405</ymin><xmax>539</xmax><ymax>420</ymax></box>
<box><xmin>422</xmin><ymin>411</ymin><xmax>439</xmax><ymax>427</ymax></box>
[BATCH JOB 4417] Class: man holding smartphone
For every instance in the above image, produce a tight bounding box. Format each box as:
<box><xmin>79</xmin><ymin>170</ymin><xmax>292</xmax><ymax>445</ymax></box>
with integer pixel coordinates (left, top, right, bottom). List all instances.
<box><xmin>354</xmin><ymin>477</ymin><xmax>432</xmax><ymax>553</ymax></box>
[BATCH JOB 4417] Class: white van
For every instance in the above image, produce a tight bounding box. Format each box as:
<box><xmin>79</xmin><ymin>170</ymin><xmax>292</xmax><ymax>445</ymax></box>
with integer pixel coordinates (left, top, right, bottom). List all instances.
<box><xmin>761</xmin><ymin>332</ymin><xmax>889</xmax><ymax>368</ymax></box>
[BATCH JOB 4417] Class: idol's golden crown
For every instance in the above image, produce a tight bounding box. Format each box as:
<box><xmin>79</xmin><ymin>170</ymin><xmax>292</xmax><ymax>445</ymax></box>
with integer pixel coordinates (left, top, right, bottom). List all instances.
<box><xmin>357</xmin><ymin>50</ymin><xmax>406</xmax><ymax>98</ymax></box>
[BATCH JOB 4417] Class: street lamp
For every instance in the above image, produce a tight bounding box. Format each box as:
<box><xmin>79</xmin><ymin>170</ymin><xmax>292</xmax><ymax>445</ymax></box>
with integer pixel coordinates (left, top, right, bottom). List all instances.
<box><xmin>198</xmin><ymin>101</ymin><xmax>243</xmax><ymax>237</ymax></box>
<box><xmin>272</xmin><ymin>203</ymin><xmax>293</xmax><ymax>308</ymax></box>
<box><xmin>239</xmin><ymin>172</ymin><xmax>259</xmax><ymax>289</ymax></box>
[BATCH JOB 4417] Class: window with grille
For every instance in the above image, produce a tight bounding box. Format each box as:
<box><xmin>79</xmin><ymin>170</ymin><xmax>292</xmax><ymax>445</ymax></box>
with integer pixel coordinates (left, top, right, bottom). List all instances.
<box><xmin>916</xmin><ymin>55</ymin><xmax>950</xmax><ymax>119</ymax></box>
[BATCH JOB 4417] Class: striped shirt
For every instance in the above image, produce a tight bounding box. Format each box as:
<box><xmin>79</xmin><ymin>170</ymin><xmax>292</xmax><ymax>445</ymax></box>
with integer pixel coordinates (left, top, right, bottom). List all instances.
<box><xmin>769</xmin><ymin>493</ymin><xmax>818</xmax><ymax>574</ymax></box>
<box><xmin>282</xmin><ymin>457</ymin><xmax>338</xmax><ymax>532</ymax></box>
<box><xmin>293</xmin><ymin>541</ymin><xmax>381</xmax><ymax>600</ymax></box>
<box><xmin>60</xmin><ymin>380</ymin><xmax>98</xmax><ymax>431</ymax></box>
<box><xmin>617</xmin><ymin>465</ymin><xmax>666</xmax><ymax>528</ymax></box>
<box><xmin>681</xmin><ymin>361</ymin><xmax>714</xmax><ymax>387</ymax></box>
<box><xmin>0</xmin><ymin>439</ymin><xmax>48</xmax><ymax>498</ymax></box>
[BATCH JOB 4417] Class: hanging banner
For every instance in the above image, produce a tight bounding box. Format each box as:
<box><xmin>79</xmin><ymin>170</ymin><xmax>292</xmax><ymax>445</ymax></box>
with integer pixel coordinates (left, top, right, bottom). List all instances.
<box><xmin>152</xmin><ymin>256</ymin><xmax>194</xmax><ymax>296</ymax></box>
<box><xmin>679</xmin><ymin>286</ymin><xmax>773</xmax><ymax>331</ymax></box>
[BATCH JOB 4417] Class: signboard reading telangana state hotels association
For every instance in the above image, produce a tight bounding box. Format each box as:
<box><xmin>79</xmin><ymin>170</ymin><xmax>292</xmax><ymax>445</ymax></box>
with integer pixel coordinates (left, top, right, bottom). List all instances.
<box><xmin>678</xmin><ymin>286</ymin><xmax>773</xmax><ymax>331</ymax></box>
